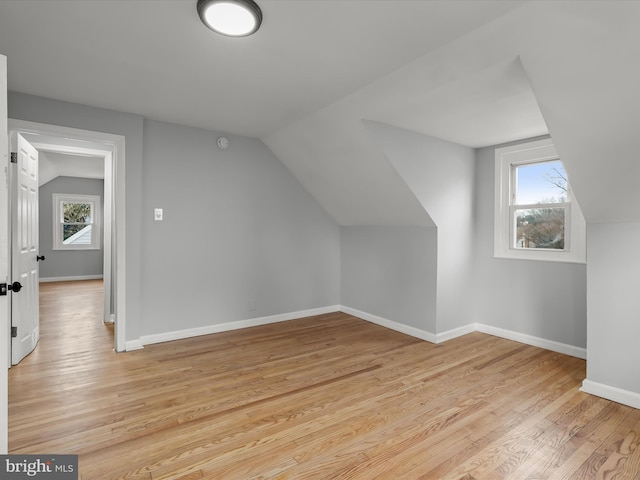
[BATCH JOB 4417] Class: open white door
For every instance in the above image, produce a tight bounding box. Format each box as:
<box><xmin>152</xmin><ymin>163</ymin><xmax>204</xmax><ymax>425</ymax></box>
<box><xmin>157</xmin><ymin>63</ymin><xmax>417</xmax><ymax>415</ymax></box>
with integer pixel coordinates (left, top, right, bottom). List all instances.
<box><xmin>1</xmin><ymin>52</ymin><xmax>10</xmax><ymax>454</ymax></box>
<box><xmin>9</xmin><ymin>132</ymin><xmax>39</xmax><ymax>365</ymax></box>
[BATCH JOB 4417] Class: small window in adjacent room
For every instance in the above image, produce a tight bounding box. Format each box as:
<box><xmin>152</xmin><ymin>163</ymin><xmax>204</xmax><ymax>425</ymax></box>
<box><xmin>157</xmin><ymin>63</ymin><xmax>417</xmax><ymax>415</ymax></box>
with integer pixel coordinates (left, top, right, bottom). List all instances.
<box><xmin>53</xmin><ymin>194</ymin><xmax>101</xmax><ymax>250</ymax></box>
<box><xmin>494</xmin><ymin>138</ymin><xmax>586</xmax><ymax>263</ymax></box>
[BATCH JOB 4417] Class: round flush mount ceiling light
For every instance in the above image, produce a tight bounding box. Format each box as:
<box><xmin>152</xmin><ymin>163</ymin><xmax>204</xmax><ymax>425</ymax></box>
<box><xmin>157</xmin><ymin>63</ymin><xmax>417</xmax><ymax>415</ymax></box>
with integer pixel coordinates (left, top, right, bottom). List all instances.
<box><xmin>197</xmin><ymin>0</ymin><xmax>262</xmax><ymax>37</ymax></box>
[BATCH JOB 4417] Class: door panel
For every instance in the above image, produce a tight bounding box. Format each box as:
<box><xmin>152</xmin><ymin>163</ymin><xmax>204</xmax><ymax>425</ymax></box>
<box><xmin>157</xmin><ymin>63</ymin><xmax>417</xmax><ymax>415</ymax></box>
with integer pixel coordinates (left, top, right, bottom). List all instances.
<box><xmin>1</xmin><ymin>51</ymin><xmax>9</xmax><ymax>455</ymax></box>
<box><xmin>10</xmin><ymin>133</ymin><xmax>39</xmax><ymax>365</ymax></box>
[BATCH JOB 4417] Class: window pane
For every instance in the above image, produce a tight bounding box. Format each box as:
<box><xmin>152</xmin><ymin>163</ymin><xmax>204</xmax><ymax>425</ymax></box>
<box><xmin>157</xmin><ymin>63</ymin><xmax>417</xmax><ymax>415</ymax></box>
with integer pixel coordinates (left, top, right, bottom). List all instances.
<box><xmin>515</xmin><ymin>160</ymin><xmax>567</xmax><ymax>205</ymax></box>
<box><xmin>63</xmin><ymin>201</ymin><xmax>92</xmax><ymax>224</ymax></box>
<box><xmin>63</xmin><ymin>224</ymin><xmax>93</xmax><ymax>244</ymax></box>
<box><xmin>54</xmin><ymin>194</ymin><xmax>100</xmax><ymax>250</ymax></box>
<box><xmin>515</xmin><ymin>207</ymin><xmax>565</xmax><ymax>250</ymax></box>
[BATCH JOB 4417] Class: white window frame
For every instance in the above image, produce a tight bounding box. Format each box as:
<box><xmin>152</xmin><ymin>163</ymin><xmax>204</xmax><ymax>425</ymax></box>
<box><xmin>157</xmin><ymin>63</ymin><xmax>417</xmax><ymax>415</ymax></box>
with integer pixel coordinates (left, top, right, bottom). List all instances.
<box><xmin>494</xmin><ymin>138</ymin><xmax>586</xmax><ymax>263</ymax></box>
<box><xmin>53</xmin><ymin>193</ymin><xmax>101</xmax><ymax>250</ymax></box>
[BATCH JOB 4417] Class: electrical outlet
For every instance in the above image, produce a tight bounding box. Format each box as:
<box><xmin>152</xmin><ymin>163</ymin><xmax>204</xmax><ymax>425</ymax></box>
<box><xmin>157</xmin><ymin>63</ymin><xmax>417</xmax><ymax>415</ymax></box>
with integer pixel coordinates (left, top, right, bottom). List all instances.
<box><xmin>154</xmin><ymin>208</ymin><xmax>163</xmax><ymax>221</ymax></box>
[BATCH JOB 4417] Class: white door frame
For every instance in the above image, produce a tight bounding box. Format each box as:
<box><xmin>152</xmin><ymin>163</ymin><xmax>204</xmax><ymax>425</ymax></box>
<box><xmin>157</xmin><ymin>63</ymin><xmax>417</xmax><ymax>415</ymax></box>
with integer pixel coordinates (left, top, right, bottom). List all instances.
<box><xmin>8</xmin><ymin>119</ymin><xmax>127</xmax><ymax>353</ymax></box>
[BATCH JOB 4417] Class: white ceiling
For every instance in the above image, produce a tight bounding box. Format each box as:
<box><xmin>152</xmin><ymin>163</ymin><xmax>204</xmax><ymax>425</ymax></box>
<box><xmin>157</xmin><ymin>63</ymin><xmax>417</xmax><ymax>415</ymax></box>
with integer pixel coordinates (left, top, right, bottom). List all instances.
<box><xmin>38</xmin><ymin>151</ymin><xmax>104</xmax><ymax>186</ymax></box>
<box><xmin>1</xmin><ymin>1</ymin><xmax>639</xmax><ymax>225</ymax></box>
<box><xmin>17</xmin><ymin>131</ymin><xmax>108</xmax><ymax>186</ymax></box>
<box><xmin>0</xmin><ymin>0</ymin><xmax>526</xmax><ymax>140</ymax></box>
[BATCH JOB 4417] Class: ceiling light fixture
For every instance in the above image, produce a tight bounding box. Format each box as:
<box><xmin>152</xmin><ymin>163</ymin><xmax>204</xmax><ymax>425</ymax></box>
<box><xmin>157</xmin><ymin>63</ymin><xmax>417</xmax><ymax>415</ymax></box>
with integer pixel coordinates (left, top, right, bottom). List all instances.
<box><xmin>197</xmin><ymin>0</ymin><xmax>262</xmax><ymax>37</ymax></box>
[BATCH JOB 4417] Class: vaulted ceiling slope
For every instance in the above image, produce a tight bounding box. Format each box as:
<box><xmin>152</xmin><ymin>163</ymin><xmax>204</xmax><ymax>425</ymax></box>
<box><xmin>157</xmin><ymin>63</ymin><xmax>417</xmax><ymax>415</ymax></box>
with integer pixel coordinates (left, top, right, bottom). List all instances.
<box><xmin>38</xmin><ymin>151</ymin><xmax>104</xmax><ymax>187</ymax></box>
<box><xmin>263</xmin><ymin>55</ymin><xmax>548</xmax><ymax>225</ymax></box>
<box><xmin>0</xmin><ymin>0</ymin><xmax>524</xmax><ymax>138</ymax></box>
<box><xmin>266</xmin><ymin>1</ymin><xmax>640</xmax><ymax>225</ymax></box>
<box><xmin>1</xmin><ymin>1</ymin><xmax>638</xmax><ymax>224</ymax></box>
<box><xmin>513</xmin><ymin>2</ymin><xmax>640</xmax><ymax>224</ymax></box>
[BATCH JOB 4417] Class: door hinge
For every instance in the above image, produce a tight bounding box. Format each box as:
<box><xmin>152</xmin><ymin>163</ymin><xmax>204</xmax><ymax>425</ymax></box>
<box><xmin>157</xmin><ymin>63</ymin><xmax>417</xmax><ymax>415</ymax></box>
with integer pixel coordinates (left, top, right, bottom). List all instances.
<box><xmin>10</xmin><ymin>152</ymin><xmax>17</xmax><ymax>164</ymax></box>
<box><xmin>11</xmin><ymin>326</ymin><xmax>17</xmax><ymax>338</ymax></box>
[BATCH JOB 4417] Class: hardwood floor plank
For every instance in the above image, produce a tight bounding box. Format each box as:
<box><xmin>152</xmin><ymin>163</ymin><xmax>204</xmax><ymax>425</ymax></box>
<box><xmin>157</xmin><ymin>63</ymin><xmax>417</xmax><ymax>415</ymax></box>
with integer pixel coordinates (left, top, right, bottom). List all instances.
<box><xmin>7</xmin><ymin>280</ymin><xmax>640</xmax><ymax>479</ymax></box>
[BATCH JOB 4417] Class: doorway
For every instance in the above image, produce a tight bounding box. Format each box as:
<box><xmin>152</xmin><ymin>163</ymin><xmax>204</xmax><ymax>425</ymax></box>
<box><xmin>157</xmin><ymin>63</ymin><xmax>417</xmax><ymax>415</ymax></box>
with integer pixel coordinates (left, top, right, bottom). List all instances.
<box><xmin>7</xmin><ymin>119</ymin><xmax>126</xmax><ymax>355</ymax></box>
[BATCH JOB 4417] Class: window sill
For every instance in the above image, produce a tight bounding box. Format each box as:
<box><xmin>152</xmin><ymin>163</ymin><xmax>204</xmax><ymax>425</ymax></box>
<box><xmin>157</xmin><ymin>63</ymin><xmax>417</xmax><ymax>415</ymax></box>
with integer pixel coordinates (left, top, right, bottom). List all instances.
<box><xmin>494</xmin><ymin>249</ymin><xmax>586</xmax><ymax>265</ymax></box>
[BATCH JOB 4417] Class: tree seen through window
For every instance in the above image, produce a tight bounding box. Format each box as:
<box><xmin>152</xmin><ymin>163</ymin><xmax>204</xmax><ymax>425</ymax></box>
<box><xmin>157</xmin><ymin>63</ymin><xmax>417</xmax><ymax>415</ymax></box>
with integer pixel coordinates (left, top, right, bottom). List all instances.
<box><xmin>62</xmin><ymin>201</ymin><xmax>92</xmax><ymax>241</ymax></box>
<box><xmin>514</xmin><ymin>161</ymin><xmax>568</xmax><ymax>250</ymax></box>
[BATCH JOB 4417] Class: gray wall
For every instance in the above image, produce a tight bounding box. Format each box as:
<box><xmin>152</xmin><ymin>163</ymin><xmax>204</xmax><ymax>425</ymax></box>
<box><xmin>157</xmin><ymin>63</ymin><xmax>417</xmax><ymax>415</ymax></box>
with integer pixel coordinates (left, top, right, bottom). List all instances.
<box><xmin>340</xmin><ymin>226</ymin><xmax>437</xmax><ymax>333</ymax></box>
<box><xmin>8</xmin><ymin>92</ymin><xmax>588</xmax><ymax>353</ymax></box>
<box><xmin>9</xmin><ymin>92</ymin><xmax>144</xmax><ymax>340</ymax></box>
<box><xmin>363</xmin><ymin>121</ymin><xmax>476</xmax><ymax>334</ymax></box>
<box><xmin>140</xmin><ymin>119</ymin><xmax>340</xmax><ymax>335</ymax></box>
<box><xmin>10</xmin><ymin>94</ymin><xmax>341</xmax><ymax>342</ymax></box>
<box><xmin>586</xmin><ymin>223</ymin><xmax>640</xmax><ymax>393</ymax></box>
<box><xmin>340</xmin><ymin>130</ymin><xmax>586</xmax><ymax>349</ymax></box>
<box><xmin>39</xmin><ymin>176</ymin><xmax>104</xmax><ymax>279</ymax></box>
<box><xmin>473</xmin><ymin>139</ymin><xmax>587</xmax><ymax>348</ymax></box>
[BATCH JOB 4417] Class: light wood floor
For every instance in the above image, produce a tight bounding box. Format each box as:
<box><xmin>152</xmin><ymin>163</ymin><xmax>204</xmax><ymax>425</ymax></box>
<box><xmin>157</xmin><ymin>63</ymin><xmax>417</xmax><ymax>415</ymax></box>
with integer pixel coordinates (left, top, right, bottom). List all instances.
<box><xmin>8</xmin><ymin>280</ymin><xmax>640</xmax><ymax>479</ymax></box>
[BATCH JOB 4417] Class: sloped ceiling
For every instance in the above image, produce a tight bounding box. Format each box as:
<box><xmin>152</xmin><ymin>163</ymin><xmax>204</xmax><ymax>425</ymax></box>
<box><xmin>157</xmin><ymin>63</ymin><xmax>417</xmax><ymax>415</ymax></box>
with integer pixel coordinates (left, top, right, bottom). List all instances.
<box><xmin>263</xmin><ymin>55</ymin><xmax>548</xmax><ymax>225</ymax></box>
<box><xmin>1</xmin><ymin>1</ymin><xmax>639</xmax><ymax>224</ymax></box>
<box><xmin>18</xmin><ymin>131</ymin><xmax>107</xmax><ymax>186</ymax></box>
<box><xmin>513</xmin><ymin>2</ymin><xmax>640</xmax><ymax>224</ymax></box>
<box><xmin>266</xmin><ymin>1</ymin><xmax>640</xmax><ymax>225</ymax></box>
<box><xmin>0</xmin><ymin>0</ymin><xmax>525</xmax><ymax>138</ymax></box>
<box><xmin>38</xmin><ymin>151</ymin><xmax>104</xmax><ymax>186</ymax></box>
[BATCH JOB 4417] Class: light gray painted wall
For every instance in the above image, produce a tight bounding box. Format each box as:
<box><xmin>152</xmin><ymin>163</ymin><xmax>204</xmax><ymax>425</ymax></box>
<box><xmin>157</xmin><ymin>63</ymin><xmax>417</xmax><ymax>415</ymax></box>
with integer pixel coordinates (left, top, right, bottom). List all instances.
<box><xmin>9</xmin><ymin>93</ymin><xmax>340</xmax><ymax>342</ymax></box>
<box><xmin>38</xmin><ymin>176</ymin><xmax>104</xmax><ymax>279</ymax></box>
<box><xmin>363</xmin><ymin>121</ymin><xmax>476</xmax><ymax>333</ymax></box>
<box><xmin>473</xmin><ymin>139</ymin><xmax>587</xmax><ymax>348</ymax></box>
<box><xmin>340</xmin><ymin>226</ymin><xmax>437</xmax><ymax>333</ymax></box>
<box><xmin>140</xmin><ymin>120</ymin><xmax>340</xmax><ymax>336</ymax></box>
<box><xmin>586</xmin><ymin>222</ymin><xmax>640</xmax><ymax>394</ymax></box>
<box><xmin>7</xmin><ymin>93</ymin><xmax>589</xmax><ymax>355</ymax></box>
<box><xmin>10</xmin><ymin>91</ymin><xmax>145</xmax><ymax>341</ymax></box>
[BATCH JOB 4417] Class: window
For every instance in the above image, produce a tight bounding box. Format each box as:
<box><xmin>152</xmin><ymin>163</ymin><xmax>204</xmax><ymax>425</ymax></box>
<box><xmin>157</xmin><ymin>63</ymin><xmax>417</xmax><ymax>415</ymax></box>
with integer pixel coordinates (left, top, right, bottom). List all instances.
<box><xmin>53</xmin><ymin>194</ymin><xmax>101</xmax><ymax>250</ymax></box>
<box><xmin>494</xmin><ymin>138</ymin><xmax>585</xmax><ymax>263</ymax></box>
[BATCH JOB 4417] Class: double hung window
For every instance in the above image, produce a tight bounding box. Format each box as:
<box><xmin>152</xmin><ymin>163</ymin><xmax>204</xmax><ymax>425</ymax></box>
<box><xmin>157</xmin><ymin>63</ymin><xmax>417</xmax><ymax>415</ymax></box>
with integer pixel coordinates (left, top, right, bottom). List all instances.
<box><xmin>494</xmin><ymin>139</ymin><xmax>585</xmax><ymax>263</ymax></box>
<box><xmin>53</xmin><ymin>194</ymin><xmax>101</xmax><ymax>250</ymax></box>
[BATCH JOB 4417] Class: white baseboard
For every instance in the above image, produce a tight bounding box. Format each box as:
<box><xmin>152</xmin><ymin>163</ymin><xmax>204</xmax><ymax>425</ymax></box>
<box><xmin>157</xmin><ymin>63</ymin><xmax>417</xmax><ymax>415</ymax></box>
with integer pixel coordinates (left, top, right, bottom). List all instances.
<box><xmin>40</xmin><ymin>275</ymin><xmax>103</xmax><ymax>283</ymax></box>
<box><xmin>580</xmin><ymin>379</ymin><xmax>640</xmax><ymax>409</ymax></box>
<box><xmin>125</xmin><ymin>304</ymin><xmax>586</xmax><ymax>360</ymax></box>
<box><xmin>435</xmin><ymin>323</ymin><xmax>477</xmax><ymax>344</ymax></box>
<box><xmin>340</xmin><ymin>307</ymin><xmax>586</xmax><ymax>359</ymax></box>
<box><xmin>340</xmin><ymin>306</ymin><xmax>437</xmax><ymax>343</ymax></box>
<box><xmin>125</xmin><ymin>339</ymin><xmax>143</xmax><ymax>351</ymax></box>
<box><xmin>130</xmin><ymin>305</ymin><xmax>340</xmax><ymax>350</ymax></box>
<box><xmin>475</xmin><ymin>324</ymin><xmax>587</xmax><ymax>360</ymax></box>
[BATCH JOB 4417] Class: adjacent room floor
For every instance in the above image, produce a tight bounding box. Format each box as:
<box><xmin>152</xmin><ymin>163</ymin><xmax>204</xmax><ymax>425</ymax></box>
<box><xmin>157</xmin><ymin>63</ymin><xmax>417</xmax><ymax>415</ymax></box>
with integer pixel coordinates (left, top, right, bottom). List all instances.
<box><xmin>8</xmin><ymin>280</ymin><xmax>640</xmax><ymax>479</ymax></box>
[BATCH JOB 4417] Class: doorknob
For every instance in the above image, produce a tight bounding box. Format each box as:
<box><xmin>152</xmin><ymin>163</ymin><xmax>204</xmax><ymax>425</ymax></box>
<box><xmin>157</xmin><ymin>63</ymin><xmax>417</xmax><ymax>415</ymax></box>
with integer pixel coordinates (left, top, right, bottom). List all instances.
<box><xmin>37</xmin><ymin>255</ymin><xmax>45</xmax><ymax>262</ymax></box>
<box><xmin>7</xmin><ymin>281</ymin><xmax>22</xmax><ymax>293</ymax></box>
